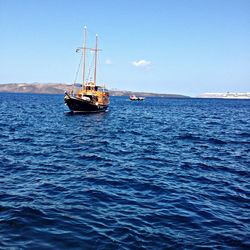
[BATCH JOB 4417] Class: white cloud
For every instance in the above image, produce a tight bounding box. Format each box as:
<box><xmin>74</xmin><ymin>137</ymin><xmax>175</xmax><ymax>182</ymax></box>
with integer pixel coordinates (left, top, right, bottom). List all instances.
<box><xmin>105</xmin><ymin>59</ymin><xmax>112</xmax><ymax>65</ymax></box>
<box><xmin>132</xmin><ymin>59</ymin><xmax>151</xmax><ymax>68</ymax></box>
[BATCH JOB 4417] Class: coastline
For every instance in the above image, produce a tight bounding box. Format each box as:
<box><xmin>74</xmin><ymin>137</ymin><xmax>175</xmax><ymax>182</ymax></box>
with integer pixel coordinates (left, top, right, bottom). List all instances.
<box><xmin>198</xmin><ymin>92</ymin><xmax>250</xmax><ymax>99</ymax></box>
<box><xmin>0</xmin><ymin>83</ymin><xmax>189</xmax><ymax>98</ymax></box>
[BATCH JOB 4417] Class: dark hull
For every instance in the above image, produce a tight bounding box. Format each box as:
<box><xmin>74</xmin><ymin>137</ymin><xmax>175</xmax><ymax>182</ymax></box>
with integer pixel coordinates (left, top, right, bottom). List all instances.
<box><xmin>64</xmin><ymin>96</ymin><xmax>108</xmax><ymax>112</ymax></box>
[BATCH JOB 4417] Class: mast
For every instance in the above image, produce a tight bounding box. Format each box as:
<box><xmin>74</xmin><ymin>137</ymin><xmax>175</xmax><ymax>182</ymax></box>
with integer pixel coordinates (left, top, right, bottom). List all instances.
<box><xmin>94</xmin><ymin>34</ymin><xmax>98</xmax><ymax>86</ymax></box>
<box><xmin>82</xmin><ymin>26</ymin><xmax>87</xmax><ymax>90</ymax></box>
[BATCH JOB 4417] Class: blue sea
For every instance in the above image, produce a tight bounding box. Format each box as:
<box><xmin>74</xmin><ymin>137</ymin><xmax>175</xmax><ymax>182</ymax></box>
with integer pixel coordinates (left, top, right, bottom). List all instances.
<box><xmin>0</xmin><ymin>93</ymin><xmax>249</xmax><ymax>249</ymax></box>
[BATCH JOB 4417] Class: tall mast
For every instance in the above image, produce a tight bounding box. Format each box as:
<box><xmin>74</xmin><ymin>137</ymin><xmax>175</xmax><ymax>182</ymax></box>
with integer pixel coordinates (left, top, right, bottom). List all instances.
<box><xmin>94</xmin><ymin>34</ymin><xmax>98</xmax><ymax>86</ymax></box>
<box><xmin>82</xmin><ymin>26</ymin><xmax>87</xmax><ymax>90</ymax></box>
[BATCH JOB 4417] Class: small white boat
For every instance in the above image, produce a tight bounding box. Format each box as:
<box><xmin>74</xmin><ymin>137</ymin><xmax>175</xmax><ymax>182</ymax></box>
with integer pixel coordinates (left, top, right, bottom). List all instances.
<box><xmin>130</xmin><ymin>95</ymin><xmax>145</xmax><ymax>101</ymax></box>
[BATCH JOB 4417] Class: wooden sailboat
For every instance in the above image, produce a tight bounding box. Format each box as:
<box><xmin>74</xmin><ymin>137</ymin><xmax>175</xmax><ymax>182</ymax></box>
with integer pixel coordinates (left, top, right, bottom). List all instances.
<box><xmin>64</xmin><ymin>27</ymin><xmax>110</xmax><ymax>112</ymax></box>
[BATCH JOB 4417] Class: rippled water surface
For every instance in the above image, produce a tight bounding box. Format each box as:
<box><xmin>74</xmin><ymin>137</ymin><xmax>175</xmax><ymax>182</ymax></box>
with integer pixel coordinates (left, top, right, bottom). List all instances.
<box><xmin>0</xmin><ymin>93</ymin><xmax>249</xmax><ymax>249</ymax></box>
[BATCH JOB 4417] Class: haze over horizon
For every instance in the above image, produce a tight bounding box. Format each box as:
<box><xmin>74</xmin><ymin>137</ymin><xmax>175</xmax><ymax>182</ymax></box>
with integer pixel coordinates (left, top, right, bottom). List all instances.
<box><xmin>0</xmin><ymin>0</ymin><xmax>249</xmax><ymax>96</ymax></box>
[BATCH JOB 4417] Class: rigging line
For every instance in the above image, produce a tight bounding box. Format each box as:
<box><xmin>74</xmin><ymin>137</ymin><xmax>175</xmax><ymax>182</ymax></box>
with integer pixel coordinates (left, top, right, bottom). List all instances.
<box><xmin>98</xmin><ymin>53</ymin><xmax>106</xmax><ymax>87</ymax></box>
<box><xmin>86</xmin><ymin>52</ymin><xmax>95</xmax><ymax>83</ymax></box>
<box><xmin>86</xmin><ymin>51</ymin><xmax>91</xmax><ymax>82</ymax></box>
<box><xmin>85</xmin><ymin>28</ymin><xmax>95</xmax><ymax>43</ymax></box>
<box><xmin>74</xmin><ymin>54</ymin><xmax>83</xmax><ymax>84</ymax></box>
<box><xmin>97</xmin><ymin>53</ymin><xmax>103</xmax><ymax>85</ymax></box>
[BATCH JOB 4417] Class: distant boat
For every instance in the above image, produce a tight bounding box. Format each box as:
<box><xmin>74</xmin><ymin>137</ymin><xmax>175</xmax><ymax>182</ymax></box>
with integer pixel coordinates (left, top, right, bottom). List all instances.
<box><xmin>130</xmin><ymin>95</ymin><xmax>145</xmax><ymax>101</ymax></box>
<box><xmin>64</xmin><ymin>27</ymin><xmax>110</xmax><ymax>112</ymax></box>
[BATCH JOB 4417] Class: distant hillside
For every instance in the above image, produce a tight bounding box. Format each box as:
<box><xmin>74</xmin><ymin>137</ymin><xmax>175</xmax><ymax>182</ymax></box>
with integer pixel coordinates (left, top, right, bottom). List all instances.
<box><xmin>0</xmin><ymin>83</ymin><xmax>66</xmax><ymax>94</ymax></box>
<box><xmin>0</xmin><ymin>83</ymin><xmax>189</xmax><ymax>98</ymax></box>
<box><xmin>109</xmin><ymin>89</ymin><xmax>189</xmax><ymax>98</ymax></box>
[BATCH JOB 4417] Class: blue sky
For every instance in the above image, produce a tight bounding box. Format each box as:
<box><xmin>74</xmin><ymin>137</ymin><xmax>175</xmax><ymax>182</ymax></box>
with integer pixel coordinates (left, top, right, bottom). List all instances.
<box><xmin>0</xmin><ymin>0</ymin><xmax>249</xmax><ymax>95</ymax></box>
